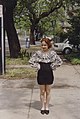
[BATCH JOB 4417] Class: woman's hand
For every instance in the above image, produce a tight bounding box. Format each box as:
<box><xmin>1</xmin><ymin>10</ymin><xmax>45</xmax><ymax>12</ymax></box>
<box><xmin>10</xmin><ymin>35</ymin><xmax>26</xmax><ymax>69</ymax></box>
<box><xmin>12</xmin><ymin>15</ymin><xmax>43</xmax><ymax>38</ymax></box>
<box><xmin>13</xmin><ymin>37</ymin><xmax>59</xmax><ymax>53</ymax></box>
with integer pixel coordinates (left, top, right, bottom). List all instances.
<box><xmin>37</xmin><ymin>64</ymin><xmax>40</xmax><ymax>70</ymax></box>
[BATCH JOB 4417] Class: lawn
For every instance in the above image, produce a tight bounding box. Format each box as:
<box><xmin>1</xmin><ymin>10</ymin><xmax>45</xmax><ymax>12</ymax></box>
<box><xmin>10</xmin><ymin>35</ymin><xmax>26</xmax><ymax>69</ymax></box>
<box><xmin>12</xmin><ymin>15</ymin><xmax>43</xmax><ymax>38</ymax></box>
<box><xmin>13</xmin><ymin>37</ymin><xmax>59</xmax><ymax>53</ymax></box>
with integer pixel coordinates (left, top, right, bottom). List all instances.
<box><xmin>0</xmin><ymin>46</ymin><xmax>41</xmax><ymax>80</ymax></box>
<box><xmin>64</xmin><ymin>52</ymin><xmax>80</xmax><ymax>65</ymax></box>
<box><xmin>0</xmin><ymin>46</ymin><xmax>80</xmax><ymax>80</ymax></box>
<box><xmin>0</xmin><ymin>56</ymin><xmax>37</xmax><ymax>79</ymax></box>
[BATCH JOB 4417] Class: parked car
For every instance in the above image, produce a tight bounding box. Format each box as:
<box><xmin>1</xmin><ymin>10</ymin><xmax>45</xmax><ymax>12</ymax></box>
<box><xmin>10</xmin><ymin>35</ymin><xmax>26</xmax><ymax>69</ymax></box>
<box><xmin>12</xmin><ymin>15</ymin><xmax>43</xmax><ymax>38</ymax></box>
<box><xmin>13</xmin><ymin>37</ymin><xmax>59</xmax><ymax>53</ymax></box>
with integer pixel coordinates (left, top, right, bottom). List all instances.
<box><xmin>53</xmin><ymin>39</ymin><xmax>73</xmax><ymax>54</ymax></box>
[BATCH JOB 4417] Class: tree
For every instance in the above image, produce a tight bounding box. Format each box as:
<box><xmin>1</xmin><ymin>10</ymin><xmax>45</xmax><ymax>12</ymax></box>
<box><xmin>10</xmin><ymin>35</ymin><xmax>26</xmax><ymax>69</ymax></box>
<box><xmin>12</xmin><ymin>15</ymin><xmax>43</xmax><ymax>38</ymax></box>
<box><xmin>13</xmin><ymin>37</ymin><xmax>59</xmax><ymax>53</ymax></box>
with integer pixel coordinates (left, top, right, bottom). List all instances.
<box><xmin>63</xmin><ymin>0</ymin><xmax>80</xmax><ymax>48</ymax></box>
<box><xmin>15</xmin><ymin>0</ymin><xmax>63</xmax><ymax>44</ymax></box>
<box><xmin>1</xmin><ymin>0</ymin><xmax>21</xmax><ymax>58</ymax></box>
<box><xmin>67</xmin><ymin>10</ymin><xmax>80</xmax><ymax>47</ymax></box>
<box><xmin>2</xmin><ymin>0</ymin><xmax>80</xmax><ymax>58</ymax></box>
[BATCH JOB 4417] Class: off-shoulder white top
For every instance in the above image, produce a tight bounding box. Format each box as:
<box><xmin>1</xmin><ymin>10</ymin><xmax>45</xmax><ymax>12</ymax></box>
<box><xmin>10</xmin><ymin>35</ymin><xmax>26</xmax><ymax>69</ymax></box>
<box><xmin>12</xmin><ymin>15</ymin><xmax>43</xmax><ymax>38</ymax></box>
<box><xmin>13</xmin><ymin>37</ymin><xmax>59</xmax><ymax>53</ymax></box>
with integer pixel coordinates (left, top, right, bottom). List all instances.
<box><xmin>29</xmin><ymin>50</ymin><xmax>63</xmax><ymax>70</ymax></box>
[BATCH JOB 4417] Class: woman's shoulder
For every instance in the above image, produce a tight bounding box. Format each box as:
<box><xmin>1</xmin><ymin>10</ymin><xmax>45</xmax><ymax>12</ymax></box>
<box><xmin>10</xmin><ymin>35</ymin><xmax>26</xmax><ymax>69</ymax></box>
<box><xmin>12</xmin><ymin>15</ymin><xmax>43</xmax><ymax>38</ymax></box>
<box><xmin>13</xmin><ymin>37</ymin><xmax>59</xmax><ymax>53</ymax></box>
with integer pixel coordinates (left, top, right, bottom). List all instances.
<box><xmin>35</xmin><ymin>50</ymin><xmax>57</xmax><ymax>56</ymax></box>
<box><xmin>36</xmin><ymin>50</ymin><xmax>42</xmax><ymax>54</ymax></box>
<box><xmin>49</xmin><ymin>49</ymin><xmax>57</xmax><ymax>55</ymax></box>
<box><xmin>33</xmin><ymin>50</ymin><xmax>42</xmax><ymax>56</ymax></box>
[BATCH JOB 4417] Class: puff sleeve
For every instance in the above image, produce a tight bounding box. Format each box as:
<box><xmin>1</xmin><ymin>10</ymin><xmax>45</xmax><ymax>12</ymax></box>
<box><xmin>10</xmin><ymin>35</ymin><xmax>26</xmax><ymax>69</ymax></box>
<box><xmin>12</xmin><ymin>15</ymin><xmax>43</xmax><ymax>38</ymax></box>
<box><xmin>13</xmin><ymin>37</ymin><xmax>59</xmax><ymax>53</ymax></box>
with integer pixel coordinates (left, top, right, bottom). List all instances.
<box><xmin>50</xmin><ymin>51</ymin><xmax>63</xmax><ymax>70</ymax></box>
<box><xmin>28</xmin><ymin>52</ymin><xmax>40</xmax><ymax>70</ymax></box>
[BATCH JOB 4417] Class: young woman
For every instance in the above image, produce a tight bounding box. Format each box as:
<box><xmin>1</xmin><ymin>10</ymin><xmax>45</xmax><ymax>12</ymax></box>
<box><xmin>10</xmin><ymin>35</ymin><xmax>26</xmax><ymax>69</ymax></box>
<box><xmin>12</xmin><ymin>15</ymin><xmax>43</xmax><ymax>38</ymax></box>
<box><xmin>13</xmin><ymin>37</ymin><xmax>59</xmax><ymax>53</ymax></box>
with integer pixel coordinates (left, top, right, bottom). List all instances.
<box><xmin>29</xmin><ymin>38</ymin><xmax>62</xmax><ymax>115</ymax></box>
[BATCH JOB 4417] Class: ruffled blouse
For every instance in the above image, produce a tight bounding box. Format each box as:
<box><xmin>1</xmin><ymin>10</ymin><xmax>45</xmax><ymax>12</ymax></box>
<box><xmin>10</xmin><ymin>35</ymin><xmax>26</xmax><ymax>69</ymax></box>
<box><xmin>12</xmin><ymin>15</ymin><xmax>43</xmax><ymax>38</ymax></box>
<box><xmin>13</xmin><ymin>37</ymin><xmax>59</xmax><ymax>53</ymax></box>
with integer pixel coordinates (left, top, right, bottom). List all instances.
<box><xmin>29</xmin><ymin>50</ymin><xmax>63</xmax><ymax>70</ymax></box>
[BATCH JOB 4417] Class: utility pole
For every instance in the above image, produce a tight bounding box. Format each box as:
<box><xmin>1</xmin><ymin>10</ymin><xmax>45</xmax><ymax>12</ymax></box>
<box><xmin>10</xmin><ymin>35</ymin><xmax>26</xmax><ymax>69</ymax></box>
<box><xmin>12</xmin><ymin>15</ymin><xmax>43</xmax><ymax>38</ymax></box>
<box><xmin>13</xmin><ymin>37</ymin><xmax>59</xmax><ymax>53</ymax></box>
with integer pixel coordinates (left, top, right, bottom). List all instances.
<box><xmin>0</xmin><ymin>3</ymin><xmax>5</xmax><ymax>75</ymax></box>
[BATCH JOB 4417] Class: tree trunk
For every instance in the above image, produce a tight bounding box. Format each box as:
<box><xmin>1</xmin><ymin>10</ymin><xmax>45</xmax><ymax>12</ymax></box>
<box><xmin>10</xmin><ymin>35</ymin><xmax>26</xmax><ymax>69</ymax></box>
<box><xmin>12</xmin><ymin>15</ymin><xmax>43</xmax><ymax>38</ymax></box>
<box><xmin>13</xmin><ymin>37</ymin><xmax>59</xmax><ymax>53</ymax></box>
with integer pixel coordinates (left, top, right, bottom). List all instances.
<box><xmin>4</xmin><ymin>8</ymin><xmax>21</xmax><ymax>58</ymax></box>
<box><xmin>30</xmin><ymin>25</ymin><xmax>35</xmax><ymax>45</ymax></box>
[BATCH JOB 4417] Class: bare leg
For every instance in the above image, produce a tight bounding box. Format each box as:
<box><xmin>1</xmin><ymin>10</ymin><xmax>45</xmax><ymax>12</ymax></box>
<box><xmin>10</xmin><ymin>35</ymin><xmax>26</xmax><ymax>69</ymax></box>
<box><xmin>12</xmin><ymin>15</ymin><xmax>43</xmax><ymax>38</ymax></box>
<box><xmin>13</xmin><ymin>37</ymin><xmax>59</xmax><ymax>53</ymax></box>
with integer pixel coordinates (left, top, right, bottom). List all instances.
<box><xmin>39</xmin><ymin>85</ymin><xmax>46</xmax><ymax>110</ymax></box>
<box><xmin>45</xmin><ymin>85</ymin><xmax>51</xmax><ymax>110</ymax></box>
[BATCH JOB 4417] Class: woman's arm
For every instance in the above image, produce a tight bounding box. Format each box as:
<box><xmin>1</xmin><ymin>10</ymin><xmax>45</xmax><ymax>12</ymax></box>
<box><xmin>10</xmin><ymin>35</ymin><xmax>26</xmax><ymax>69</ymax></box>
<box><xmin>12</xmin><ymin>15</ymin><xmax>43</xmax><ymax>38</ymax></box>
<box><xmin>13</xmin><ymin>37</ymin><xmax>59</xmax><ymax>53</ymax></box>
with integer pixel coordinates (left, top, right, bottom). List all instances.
<box><xmin>29</xmin><ymin>52</ymin><xmax>40</xmax><ymax>70</ymax></box>
<box><xmin>50</xmin><ymin>51</ymin><xmax>63</xmax><ymax>70</ymax></box>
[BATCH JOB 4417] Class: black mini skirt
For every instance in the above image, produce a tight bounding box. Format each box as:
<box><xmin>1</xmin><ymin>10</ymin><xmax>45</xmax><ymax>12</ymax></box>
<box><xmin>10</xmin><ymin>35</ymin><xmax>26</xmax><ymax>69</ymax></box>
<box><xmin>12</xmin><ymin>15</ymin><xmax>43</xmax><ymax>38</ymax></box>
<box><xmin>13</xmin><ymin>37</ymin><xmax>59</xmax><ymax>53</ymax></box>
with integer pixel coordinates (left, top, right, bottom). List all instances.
<box><xmin>37</xmin><ymin>62</ymin><xmax>54</xmax><ymax>85</ymax></box>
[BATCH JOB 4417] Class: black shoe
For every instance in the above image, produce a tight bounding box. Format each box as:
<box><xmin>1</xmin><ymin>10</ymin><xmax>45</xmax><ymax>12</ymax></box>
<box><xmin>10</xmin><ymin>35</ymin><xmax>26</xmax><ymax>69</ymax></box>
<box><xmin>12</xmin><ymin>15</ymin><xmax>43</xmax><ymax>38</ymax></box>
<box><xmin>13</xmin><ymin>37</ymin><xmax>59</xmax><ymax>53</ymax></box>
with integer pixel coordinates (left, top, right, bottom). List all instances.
<box><xmin>44</xmin><ymin>110</ymin><xmax>49</xmax><ymax>115</ymax></box>
<box><xmin>41</xmin><ymin>110</ymin><xmax>45</xmax><ymax>114</ymax></box>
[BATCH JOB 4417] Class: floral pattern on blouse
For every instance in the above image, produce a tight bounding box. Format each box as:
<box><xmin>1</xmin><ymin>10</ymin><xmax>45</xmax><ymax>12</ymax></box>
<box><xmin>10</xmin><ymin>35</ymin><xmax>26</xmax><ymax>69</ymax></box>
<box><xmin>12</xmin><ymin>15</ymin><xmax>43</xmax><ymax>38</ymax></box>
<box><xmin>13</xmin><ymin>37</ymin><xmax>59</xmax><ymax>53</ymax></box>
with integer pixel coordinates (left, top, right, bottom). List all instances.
<box><xmin>29</xmin><ymin>50</ymin><xmax>63</xmax><ymax>70</ymax></box>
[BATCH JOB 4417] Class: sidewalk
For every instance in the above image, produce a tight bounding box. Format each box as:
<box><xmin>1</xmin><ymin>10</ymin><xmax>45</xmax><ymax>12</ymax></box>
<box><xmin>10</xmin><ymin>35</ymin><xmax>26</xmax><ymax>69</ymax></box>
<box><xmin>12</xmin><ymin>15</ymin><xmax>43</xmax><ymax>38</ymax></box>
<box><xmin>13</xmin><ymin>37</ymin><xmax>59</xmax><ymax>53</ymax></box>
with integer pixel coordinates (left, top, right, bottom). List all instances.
<box><xmin>0</xmin><ymin>64</ymin><xmax>80</xmax><ymax>119</ymax></box>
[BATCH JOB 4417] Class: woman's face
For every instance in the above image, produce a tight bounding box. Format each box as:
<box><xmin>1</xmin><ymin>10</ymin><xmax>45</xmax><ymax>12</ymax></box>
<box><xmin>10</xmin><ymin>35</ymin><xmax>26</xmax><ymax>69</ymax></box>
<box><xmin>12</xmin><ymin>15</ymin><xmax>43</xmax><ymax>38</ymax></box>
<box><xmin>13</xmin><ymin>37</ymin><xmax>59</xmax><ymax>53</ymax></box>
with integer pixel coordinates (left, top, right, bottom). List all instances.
<box><xmin>41</xmin><ymin>41</ymin><xmax>48</xmax><ymax>52</ymax></box>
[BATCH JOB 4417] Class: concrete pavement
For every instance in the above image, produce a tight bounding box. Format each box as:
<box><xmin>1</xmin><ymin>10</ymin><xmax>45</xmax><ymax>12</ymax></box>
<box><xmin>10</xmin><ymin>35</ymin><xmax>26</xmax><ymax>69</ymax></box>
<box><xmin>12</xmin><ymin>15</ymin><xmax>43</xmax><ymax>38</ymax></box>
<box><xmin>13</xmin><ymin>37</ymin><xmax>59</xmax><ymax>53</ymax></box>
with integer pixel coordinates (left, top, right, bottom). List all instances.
<box><xmin>0</xmin><ymin>64</ymin><xmax>80</xmax><ymax>119</ymax></box>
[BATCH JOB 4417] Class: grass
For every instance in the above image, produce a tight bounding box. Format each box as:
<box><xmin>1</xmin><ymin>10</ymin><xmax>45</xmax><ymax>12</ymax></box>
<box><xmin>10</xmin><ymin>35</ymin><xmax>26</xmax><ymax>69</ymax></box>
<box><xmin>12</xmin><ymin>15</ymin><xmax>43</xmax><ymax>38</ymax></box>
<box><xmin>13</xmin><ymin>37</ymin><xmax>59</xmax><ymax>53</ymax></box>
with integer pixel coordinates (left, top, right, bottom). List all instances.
<box><xmin>6</xmin><ymin>56</ymin><xmax>29</xmax><ymax>65</ymax></box>
<box><xmin>1</xmin><ymin>67</ymin><xmax>36</xmax><ymax>79</ymax></box>
<box><xmin>64</xmin><ymin>52</ymin><xmax>80</xmax><ymax>65</ymax></box>
<box><xmin>6</xmin><ymin>55</ymin><xmax>36</xmax><ymax>79</ymax></box>
<box><xmin>0</xmin><ymin>47</ymin><xmax>80</xmax><ymax>80</ymax></box>
<box><xmin>1</xmin><ymin>46</ymin><xmax>41</xmax><ymax>80</ymax></box>
<box><xmin>6</xmin><ymin>45</ymin><xmax>41</xmax><ymax>65</ymax></box>
<box><xmin>0</xmin><ymin>55</ymin><xmax>36</xmax><ymax>80</ymax></box>
<box><xmin>0</xmin><ymin>50</ymin><xmax>36</xmax><ymax>80</ymax></box>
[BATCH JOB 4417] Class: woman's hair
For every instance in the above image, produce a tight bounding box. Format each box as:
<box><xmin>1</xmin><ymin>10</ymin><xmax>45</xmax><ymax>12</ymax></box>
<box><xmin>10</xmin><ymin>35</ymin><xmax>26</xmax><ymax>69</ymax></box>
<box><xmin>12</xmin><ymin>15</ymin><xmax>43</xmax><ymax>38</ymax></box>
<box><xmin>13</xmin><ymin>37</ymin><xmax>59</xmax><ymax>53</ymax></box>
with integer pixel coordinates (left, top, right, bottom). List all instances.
<box><xmin>41</xmin><ymin>38</ymin><xmax>52</xmax><ymax>49</ymax></box>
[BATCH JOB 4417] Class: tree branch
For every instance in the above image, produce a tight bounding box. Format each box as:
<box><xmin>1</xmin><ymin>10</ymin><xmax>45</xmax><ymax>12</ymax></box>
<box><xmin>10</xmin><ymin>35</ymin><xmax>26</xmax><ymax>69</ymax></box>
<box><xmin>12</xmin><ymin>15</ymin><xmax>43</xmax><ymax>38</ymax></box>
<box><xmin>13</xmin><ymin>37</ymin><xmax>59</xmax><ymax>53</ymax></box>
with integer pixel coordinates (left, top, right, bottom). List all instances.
<box><xmin>39</xmin><ymin>1</ymin><xmax>63</xmax><ymax>20</ymax></box>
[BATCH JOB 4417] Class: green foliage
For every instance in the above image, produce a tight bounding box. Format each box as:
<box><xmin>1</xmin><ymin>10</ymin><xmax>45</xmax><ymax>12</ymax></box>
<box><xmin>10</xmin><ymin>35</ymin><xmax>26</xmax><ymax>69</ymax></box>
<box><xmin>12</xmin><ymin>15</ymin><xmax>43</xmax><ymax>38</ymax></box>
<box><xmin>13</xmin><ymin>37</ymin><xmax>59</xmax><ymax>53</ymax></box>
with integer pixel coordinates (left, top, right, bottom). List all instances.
<box><xmin>5</xmin><ymin>68</ymin><xmax>36</xmax><ymax>79</ymax></box>
<box><xmin>63</xmin><ymin>0</ymin><xmax>80</xmax><ymax>45</ymax></box>
<box><xmin>67</xmin><ymin>14</ymin><xmax>80</xmax><ymax>45</ymax></box>
<box><xmin>64</xmin><ymin>53</ymin><xmax>80</xmax><ymax>64</ymax></box>
<box><xmin>14</xmin><ymin>0</ymin><xmax>64</xmax><ymax>36</ymax></box>
<box><xmin>19</xmin><ymin>48</ymin><xmax>27</xmax><ymax>59</ymax></box>
<box><xmin>14</xmin><ymin>0</ymin><xmax>30</xmax><ymax>30</ymax></box>
<box><xmin>6</xmin><ymin>56</ymin><xmax>29</xmax><ymax>65</ymax></box>
<box><xmin>14</xmin><ymin>0</ymin><xmax>80</xmax><ymax>40</ymax></box>
<box><xmin>72</xmin><ymin>58</ymin><xmax>80</xmax><ymax>65</ymax></box>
